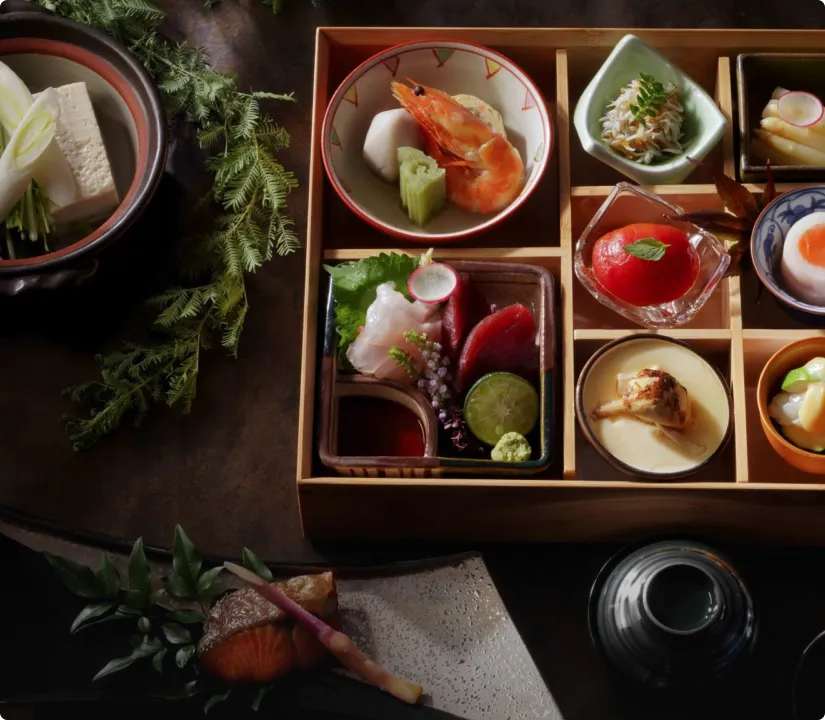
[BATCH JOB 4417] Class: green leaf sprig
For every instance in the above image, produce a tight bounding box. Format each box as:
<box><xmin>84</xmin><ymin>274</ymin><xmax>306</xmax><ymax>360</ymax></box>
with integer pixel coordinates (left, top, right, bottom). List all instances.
<box><xmin>46</xmin><ymin>526</ymin><xmax>283</xmax><ymax>713</ymax></box>
<box><xmin>623</xmin><ymin>237</ymin><xmax>669</xmax><ymax>261</ymax></box>
<box><xmin>629</xmin><ymin>73</ymin><xmax>670</xmax><ymax>124</ymax></box>
<box><xmin>31</xmin><ymin>0</ymin><xmax>299</xmax><ymax>451</ymax></box>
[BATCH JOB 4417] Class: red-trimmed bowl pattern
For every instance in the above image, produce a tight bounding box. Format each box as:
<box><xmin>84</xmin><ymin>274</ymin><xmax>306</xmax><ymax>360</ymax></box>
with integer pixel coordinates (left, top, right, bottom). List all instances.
<box><xmin>322</xmin><ymin>40</ymin><xmax>553</xmax><ymax>243</ymax></box>
<box><xmin>0</xmin><ymin>5</ymin><xmax>166</xmax><ymax>293</ymax></box>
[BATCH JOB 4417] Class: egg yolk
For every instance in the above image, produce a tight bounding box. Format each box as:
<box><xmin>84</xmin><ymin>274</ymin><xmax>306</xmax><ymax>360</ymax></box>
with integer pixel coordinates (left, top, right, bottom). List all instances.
<box><xmin>799</xmin><ymin>224</ymin><xmax>825</xmax><ymax>267</ymax></box>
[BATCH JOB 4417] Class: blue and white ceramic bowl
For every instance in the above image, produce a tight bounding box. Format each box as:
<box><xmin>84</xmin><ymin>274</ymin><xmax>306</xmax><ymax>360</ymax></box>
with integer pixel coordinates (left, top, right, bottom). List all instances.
<box><xmin>752</xmin><ymin>185</ymin><xmax>825</xmax><ymax>319</ymax></box>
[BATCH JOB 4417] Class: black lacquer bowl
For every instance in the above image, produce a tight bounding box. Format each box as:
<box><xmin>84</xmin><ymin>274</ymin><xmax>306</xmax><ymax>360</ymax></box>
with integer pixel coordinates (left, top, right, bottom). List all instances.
<box><xmin>589</xmin><ymin>539</ymin><xmax>757</xmax><ymax>689</ymax></box>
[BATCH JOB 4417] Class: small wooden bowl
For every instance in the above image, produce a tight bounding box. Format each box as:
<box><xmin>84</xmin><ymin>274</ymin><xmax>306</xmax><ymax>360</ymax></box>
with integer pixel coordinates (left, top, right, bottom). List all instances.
<box><xmin>757</xmin><ymin>337</ymin><xmax>825</xmax><ymax>475</ymax></box>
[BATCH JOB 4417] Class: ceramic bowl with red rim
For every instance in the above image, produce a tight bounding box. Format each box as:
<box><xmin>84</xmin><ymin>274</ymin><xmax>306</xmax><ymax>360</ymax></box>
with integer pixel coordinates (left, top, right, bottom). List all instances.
<box><xmin>0</xmin><ymin>4</ymin><xmax>166</xmax><ymax>294</ymax></box>
<box><xmin>322</xmin><ymin>40</ymin><xmax>553</xmax><ymax>243</ymax></box>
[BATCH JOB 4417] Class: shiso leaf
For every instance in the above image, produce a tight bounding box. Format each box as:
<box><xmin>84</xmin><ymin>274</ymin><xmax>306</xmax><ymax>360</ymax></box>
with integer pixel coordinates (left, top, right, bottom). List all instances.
<box><xmin>242</xmin><ymin>547</ymin><xmax>274</xmax><ymax>582</ymax></box>
<box><xmin>324</xmin><ymin>252</ymin><xmax>420</xmax><ymax>353</ymax></box>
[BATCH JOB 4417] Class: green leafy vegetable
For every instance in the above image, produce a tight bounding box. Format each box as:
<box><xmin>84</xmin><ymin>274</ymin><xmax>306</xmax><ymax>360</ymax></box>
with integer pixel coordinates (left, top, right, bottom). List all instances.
<box><xmin>324</xmin><ymin>253</ymin><xmax>420</xmax><ymax>351</ymax></box>
<box><xmin>33</xmin><ymin>0</ymin><xmax>299</xmax><ymax>451</ymax></box>
<box><xmin>242</xmin><ymin>547</ymin><xmax>274</xmax><ymax>582</ymax></box>
<box><xmin>623</xmin><ymin>238</ymin><xmax>669</xmax><ymax>261</ymax></box>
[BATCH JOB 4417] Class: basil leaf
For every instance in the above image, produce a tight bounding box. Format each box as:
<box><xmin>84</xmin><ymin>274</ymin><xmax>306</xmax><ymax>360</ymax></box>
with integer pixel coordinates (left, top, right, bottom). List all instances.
<box><xmin>204</xmin><ymin>690</ymin><xmax>231</xmax><ymax>715</ymax></box>
<box><xmin>172</xmin><ymin>526</ymin><xmax>201</xmax><ymax>597</ymax></box>
<box><xmin>197</xmin><ymin>567</ymin><xmax>223</xmax><ymax>597</ymax></box>
<box><xmin>152</xmin><ymin>649</ymin><xmax>167</xmax><ymax>673</ymax></box>
<box><xmin>70</xmin><ymin>602</ymin><xmax>115</xmax><ymax>634</ymax></box>
<box><xmin>175</xmin><ymin>644</ymin><xmax>196</xmax><ymax>669</ymax></box>
<box><xmin>98</xmin><ymin>553</ymin><xmax>121</xmax><ymax>600</ymax></box>
<box><xmin>242</xmin><ymin>548</ymin><xmax>274</xmax><ymax>582</ymax></box>
<box><xmin>128</xmin><ymin>538</ymin><xmax>151</xmax><ymax>609</ymax></box>
<box><xmin>44</xmin><ymin>553</ymin><xmax>105</xmax><ymax>599</ymax></box>
<box><xmin>168</xmin><ymin>609</ymin><xmax>205</xmax><ymax>625</ymax></box>
<box><xmin>623</xmin><ymin>238</ymin><xmax>669</xmax><ymax>261</ymax></box>
<box><xmin>251</xmin><ymin>685</ymin><xmax>273</xmax><ymax>712</ymax></box>
<box><xmin>162</xmin><ymin>623</ymin><xmax>192</xmax><ymax>645</ymax></box>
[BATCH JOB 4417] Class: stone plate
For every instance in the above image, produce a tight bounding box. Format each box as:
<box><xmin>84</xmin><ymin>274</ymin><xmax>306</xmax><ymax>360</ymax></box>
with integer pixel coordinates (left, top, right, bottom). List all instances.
<box><xmin>0</xmin><ymin>518</ymin><xmax>561</xmax><ymax>720</ymax></box>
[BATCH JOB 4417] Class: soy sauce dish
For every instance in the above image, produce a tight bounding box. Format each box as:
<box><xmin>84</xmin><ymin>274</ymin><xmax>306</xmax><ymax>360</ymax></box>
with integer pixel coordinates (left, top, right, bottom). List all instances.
<box><xmin>576</xmin><ymin>335</ymin><xmax>732</xmax><ymax>480</ymax></box>
<box><xmin>0</xmin><ymin>6</ymin><xmax>166</xmax><ymax>293</ymax></box>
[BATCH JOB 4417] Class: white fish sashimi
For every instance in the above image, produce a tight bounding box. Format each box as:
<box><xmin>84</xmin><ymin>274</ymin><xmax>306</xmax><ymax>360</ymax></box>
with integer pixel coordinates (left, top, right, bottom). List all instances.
<box><xmin>347</xmin><ymin>281</ymin><xmax>442</xmax><ymax>383</ymax></box>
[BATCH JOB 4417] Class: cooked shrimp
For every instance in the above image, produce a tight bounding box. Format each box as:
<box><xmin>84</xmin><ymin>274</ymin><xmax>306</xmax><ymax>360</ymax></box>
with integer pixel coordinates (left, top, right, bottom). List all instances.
<box><xmin>391</xmin><ymin>80</ymin><xmax>525</xmax><ymax>214</ymax></box>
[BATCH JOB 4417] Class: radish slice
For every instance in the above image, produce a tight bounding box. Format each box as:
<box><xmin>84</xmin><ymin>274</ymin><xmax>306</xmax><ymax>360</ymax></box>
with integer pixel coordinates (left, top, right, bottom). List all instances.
<box><xmin>407</xmin><ymin>262</ymin><xmax>458</xmax><ymax>303</ymax></box>
<box><xmin>777</xmin><ymin>91</ymin><xmax>824</xmax><ymax>128</ymax></box>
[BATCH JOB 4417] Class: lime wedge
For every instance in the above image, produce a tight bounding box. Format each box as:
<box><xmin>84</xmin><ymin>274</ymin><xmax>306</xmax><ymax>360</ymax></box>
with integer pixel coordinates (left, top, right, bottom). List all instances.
<box><xmin>782</xmin><ymin>357</ymin><xmax>825</xmax><ymax>393</ymax></box>
<box><xmin>463</xmin><ymin>372</ymin><xmax>539</xmax><ymax>447</ymax></box>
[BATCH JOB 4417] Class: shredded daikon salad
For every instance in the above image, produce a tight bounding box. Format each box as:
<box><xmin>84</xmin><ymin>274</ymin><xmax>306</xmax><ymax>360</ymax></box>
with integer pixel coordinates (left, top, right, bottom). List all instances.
<box><xmin>600</xmin><ymin>74</ymin><xmax>685</xmax><ymax>165</ymax></box>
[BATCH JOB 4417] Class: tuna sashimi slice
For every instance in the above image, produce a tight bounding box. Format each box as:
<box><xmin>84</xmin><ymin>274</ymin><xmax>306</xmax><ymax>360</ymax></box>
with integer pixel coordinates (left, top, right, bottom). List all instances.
<box><xmin>456</xmin><ymin>303</ymin><xmax>538</xmax><ymax>392</ymax></box>
<box><xmin>442</xmin><ymin>274</ymin><xmax>491</xmax><ymax>360</ymax></box>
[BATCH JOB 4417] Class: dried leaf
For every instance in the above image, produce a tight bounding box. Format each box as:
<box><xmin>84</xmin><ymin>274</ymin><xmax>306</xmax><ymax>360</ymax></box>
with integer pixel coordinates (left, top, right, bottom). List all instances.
<box><xmin>688</xmin><ymin>156</ymin><xmax>759</xmax><ymax>221</ymax></box>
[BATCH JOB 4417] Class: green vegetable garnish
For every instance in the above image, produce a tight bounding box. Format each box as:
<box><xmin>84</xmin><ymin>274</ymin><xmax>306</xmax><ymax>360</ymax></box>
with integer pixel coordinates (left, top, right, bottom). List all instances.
<box><xmin>398</xmin><ymin>147</ymin><xmax>446</xmax><ymax>227</ymax></box>
<box><xmin>629</xmin><ymin>73</ymin><xmax>670</xmax><ymax>123</ymax></box>
<box><xmin>623</xmin><ymin>237</ymin><xmax>669</xmax><ymax>261</ymax></box>
<box><xmin>324</xmin><ymin>252</ymin><xmax>420</xmax><ymax>352</ymax></box>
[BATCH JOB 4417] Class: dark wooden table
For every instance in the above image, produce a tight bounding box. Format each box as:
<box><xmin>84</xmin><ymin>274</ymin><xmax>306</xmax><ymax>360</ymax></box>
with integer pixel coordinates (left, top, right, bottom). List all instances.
<box><xmin>3</xmin><ymin>2</ymin><xmax>825</xmax><ymax>719</ymax></box>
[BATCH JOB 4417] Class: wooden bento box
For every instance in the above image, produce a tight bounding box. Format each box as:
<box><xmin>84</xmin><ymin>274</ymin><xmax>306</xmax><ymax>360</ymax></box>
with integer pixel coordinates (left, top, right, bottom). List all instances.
<box><xmin>297</xmin><ymin>27</ymin><xmax>825</xmax><ymax>544</ymax></box>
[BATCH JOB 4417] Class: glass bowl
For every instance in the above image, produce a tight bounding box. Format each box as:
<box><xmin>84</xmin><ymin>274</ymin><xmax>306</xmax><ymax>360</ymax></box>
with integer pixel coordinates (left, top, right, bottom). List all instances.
<box><xmin>574</xmin><ymin>183</ymin><xmax>731</xmax><ymax>329</ymax></box>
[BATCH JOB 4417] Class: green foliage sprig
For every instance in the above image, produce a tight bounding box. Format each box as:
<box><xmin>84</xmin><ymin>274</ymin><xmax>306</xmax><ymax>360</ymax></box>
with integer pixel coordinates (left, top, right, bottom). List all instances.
<box><xmin>47</xmin><ymin>525</ymin><xmax>281</xmax><ymax>712</ymax></box>
<box><xmin>629</xmin><ymin>73</ymin><xmax>670</xmax><ymax>124</ymax></box>
<box><xmin>32</xmin><ymin>0</ymin><xmax>299</xmax><ymax>450</ymax></box>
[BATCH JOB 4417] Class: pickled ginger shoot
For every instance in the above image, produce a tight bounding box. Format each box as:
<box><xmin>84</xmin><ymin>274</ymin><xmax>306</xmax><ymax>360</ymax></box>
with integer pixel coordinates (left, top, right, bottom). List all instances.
<box><xmin>770</xmin><ymin>357</ymin><xmax>825</xmax><ymax>452</ymax></box>
<box><xmin>398</xmin><ymin>147</ymin><xmax>446</xmax><ymax>227</ymax></box>
<box><xmin>601</xmin><ymin>73</ymin><xmax>685</xmax><ymax>165</ymax></box>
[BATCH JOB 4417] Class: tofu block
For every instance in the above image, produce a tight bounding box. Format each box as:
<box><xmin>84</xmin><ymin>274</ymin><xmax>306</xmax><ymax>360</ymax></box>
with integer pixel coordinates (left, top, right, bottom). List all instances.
<box><xmin>40</xmin><ymin>82</ymin><xmax>119</xmax><ymax>225</ymax></box>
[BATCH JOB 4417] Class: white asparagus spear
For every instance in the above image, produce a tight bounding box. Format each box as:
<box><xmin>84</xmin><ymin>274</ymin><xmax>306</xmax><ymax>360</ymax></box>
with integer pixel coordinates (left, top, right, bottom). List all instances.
<box><xmin>0</xmin><ymin>88</ymin><xmax>59</xmax><ymax>220</ymax></box>
<box><xmin>223</xmin><ymin>562</ymin><xmax>424</xmax><ymax>705</ymax></box>
<box><xmin>0</xmin><ymin>61</ymin><xmax>77</xmax><ymax>207</ymax></box>
<box><xmin>761</xmin><ymin>116</ymin><xmax>825</xmax><ymax>154</ymax></box>
<box><xmin>753</xmin><ymin>128</ymin><xmax>825</xmax><ymax>166</ymax></box>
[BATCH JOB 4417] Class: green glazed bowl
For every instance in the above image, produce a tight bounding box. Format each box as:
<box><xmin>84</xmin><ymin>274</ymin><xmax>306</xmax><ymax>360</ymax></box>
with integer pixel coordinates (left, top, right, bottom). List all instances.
<box><xmin>573</xmin><ymin>34</ymin><xmax>727</xmax><ymax>185</ymax></box>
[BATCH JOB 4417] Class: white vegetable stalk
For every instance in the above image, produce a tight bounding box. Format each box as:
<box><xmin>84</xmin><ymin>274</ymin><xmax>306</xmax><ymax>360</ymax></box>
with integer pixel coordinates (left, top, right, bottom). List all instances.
<box><xmin>0</xmin><ymin>60</ymin><xmax>77</xmax><ymax>208</ymax></box>
<box><xmin>0</xmin><ymin>88</ymin><xmax>60</xmax><ymax>221</ymax></box>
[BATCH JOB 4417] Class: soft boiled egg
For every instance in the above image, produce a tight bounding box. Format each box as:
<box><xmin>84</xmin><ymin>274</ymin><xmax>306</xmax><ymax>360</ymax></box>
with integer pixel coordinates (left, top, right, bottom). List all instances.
<box><xmin>781</xmin><ymin>211</ymin><xmax>825</xmax><ymax>306</ymax></box>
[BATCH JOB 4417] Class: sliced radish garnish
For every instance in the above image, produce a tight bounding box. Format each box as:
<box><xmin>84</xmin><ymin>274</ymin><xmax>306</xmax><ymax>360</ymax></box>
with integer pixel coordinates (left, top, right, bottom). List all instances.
<box><xmin>407</xmin><ymin>262</ymin><xmax>458</xmax><ymax>304</ymax></box>
<box><xmin>777</xmin><ymin>91</ymin><xmax>824</xmax><ymax>128</ymax></box>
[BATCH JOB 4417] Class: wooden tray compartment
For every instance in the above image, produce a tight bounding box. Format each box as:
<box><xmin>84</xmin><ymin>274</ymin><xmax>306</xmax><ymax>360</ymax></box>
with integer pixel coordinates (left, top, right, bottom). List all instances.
<box><xmin>297</xmin><ymin>28</ymin><xmax>825</xmax><ymax>544</ymax></box>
